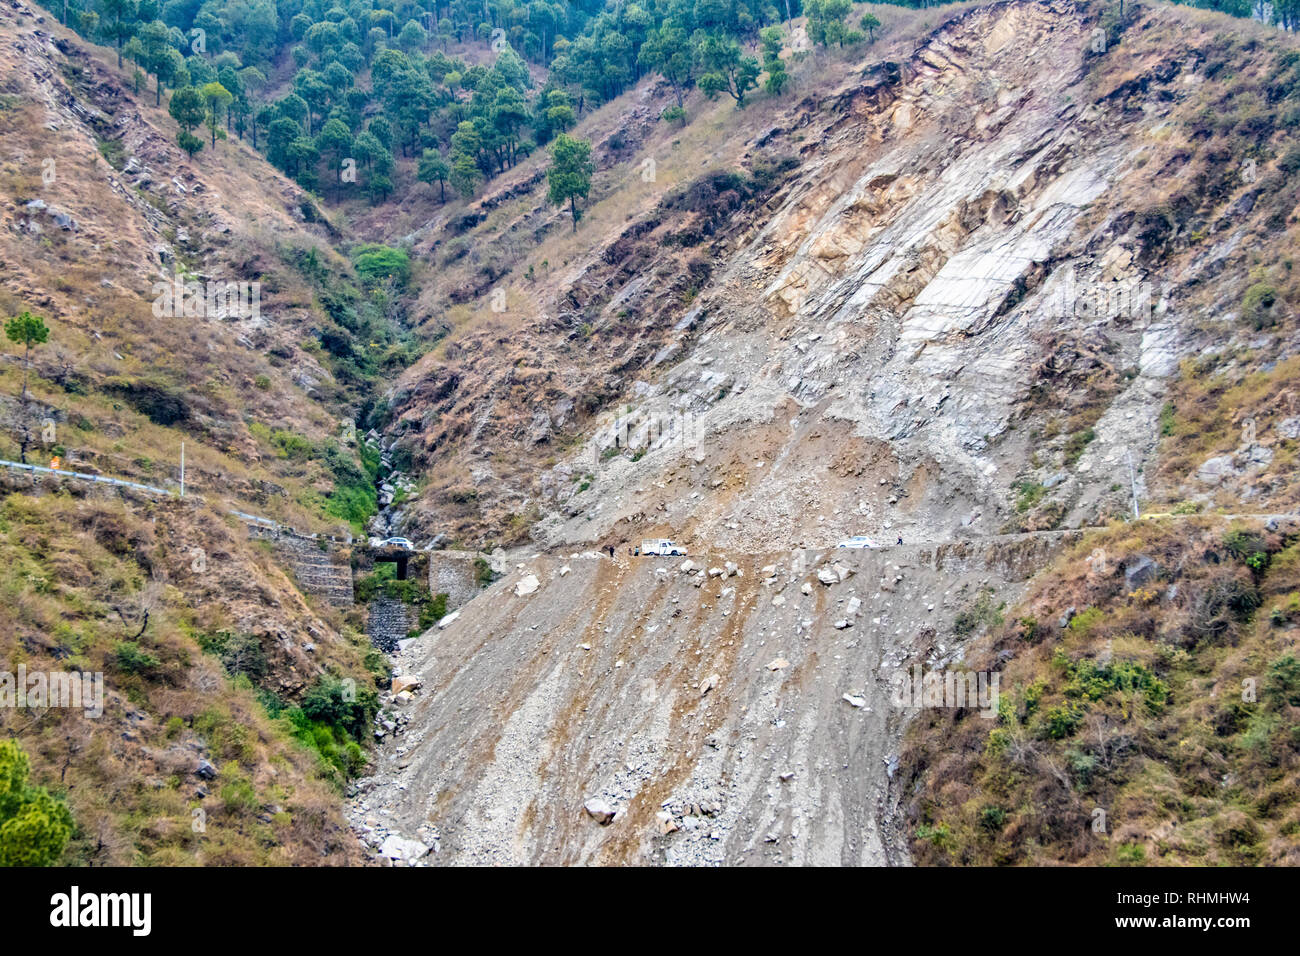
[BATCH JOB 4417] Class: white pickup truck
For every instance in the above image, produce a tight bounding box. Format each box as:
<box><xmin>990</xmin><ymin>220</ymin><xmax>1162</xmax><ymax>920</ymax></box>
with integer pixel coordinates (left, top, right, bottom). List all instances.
<box><xmin>640</xmin><ymin>538</ymin><xmax>687</xmax><ymax>556</ymax></box>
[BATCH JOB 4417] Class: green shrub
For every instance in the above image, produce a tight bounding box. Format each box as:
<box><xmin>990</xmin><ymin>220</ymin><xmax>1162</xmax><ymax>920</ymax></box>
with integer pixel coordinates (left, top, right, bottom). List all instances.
<box><xmin>1064</xmin><ymin>428</ymin><xmax>1096</xmax><ymax>466</ymax></box>
<box><xmin>0</xmin><ymin>741</ymin><xmax>74</xmax><ymax>866</ymax></box>
<box><xmin>1042</xmin><ymin>702</ymin><xmax>1084</xmax><ymax>739</ymax></box>
<box><xmin>324</xmin><ymin>482</ymin><xmax>377</xmax><ymax>530</ymax></box>
<box><xmin>1241</xmin><ymin>282</ymin><xmax>1277</xmax><ymax>328</ymax></box>
<box><xmin>954</xmin><ymin>590</ymin><xmax>1004</xmax><ymax>636</ymax></box>
<box><xmin>355</xmin><ymin>563</ymin><xmax>426</xmax><ymax>605</ymax></box>
<box><xmin>1067</xmin><ymin>606</ymin><xmax>1106</xmax><ymax>635</ymax></box>
<box><xmin>197</xmin><ymin>631</ymin><xmax>268</xmax><ymax>683</ymax></box>
<box><xmin>1022</xmin><ymin>679</ymin><xmax>1046</xmax><ymax>716</ymax></box>
<box><xmin>915</xmin><ymin>822</ymin><xmax>955</xmax><ymax>851</ymax></box>
<box><xmin>414</xmin><ymin>592</ymin><xmax>449</xmax><ymax>635</ymax></box>
<box><xmin>1065</xmin><ymin>658</ymin><xmax>1169</xmax><ymax>714</ymax></box>
<box><xmin>218</xmin><ymin>772</ymin><xmax>258</xmax><ymax>813</ymax></box>
<box><xmin>1018</xmin><ymin>617</ymin><xmax>1042</xmax><ymax>643</ymax></box>
<box><xmin>1158</xmin><ymin>402</ymin><xmax>1176</xmax><ymax>436</ymax></box>
<box><xmin>113</xmin><ymin>642</ymin><xmax>160</xmax><ymax>676</ymax></box>
<box><xmin>1265</xmin><ymin>655</ymin><xmax>1300</xmax><ymax>708</ymax></box>
<box><xmin>979</xmin><ymin>805</ymin><xmax>1007</xmax><ymax>832</ymax></box>
<box><xmin>1115</xmin><ymin>842</ymin><xmax>1146</xmax><ymax>864</ymax></box>
<box><xmin>284</xmin><ymin>709</ymin><xmax>366</xmax><ymax>781</ymax></box>
<box><xmin>269</xmin><ymin>428</ymin><xmax>316</xmax><ymax>461</ymax></box>
<box><xmin>1224</xmin><ymin>529</ymin><xmax>1270</xmax><ymax>573</ymax></box>
<box><xmin>300</xmin><ymin>676</ymin><xmax>378</xmax><ymax>741</ymax></box>
<box><xmin>1067</xmin><ymin>748</ymin><xmax>1098</xmax><ymax>785</ymax></box>
<box><xmin>96</xmin><ymin>137</ymin><xmax>126</xmax><ymax>170</ymax></box>
<box><xmin>1014</xmin><ymin>480</ymin><xmax>1046</xmax><ymax>512</ymax></box>
<box><xmin>257</xmin><ymin>689</ymin><xmax>287</xmax><ymax>718</ymax></box>
<box><xmin>351</xmin><ymin>244</ymin><xmax>411</xmax><ymax>287</ymax></box>
<box><xmin>986</xmin><ymin>727</ymin><xmax>1013</xmax><ymax>755</ymax></box>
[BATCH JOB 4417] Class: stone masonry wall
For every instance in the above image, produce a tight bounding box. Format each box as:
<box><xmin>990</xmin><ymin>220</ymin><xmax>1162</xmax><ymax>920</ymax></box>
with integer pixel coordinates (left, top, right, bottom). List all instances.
<box><xmin>428</xmin><ymin>550</ymin><xmax>484</xmax><ymax>611</ymax></box>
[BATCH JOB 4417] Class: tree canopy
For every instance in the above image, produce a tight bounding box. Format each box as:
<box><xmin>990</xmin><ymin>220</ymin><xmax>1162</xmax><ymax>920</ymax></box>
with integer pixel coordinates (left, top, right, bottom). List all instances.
<box><xmin>0</xmin><ymin>740</ymin><xmax>75</xmax><ymax>867</ymax></box>
<box><xmin>42</xmin><ymin>0</ymin><xmax>1295</xmax><ymax>203</ymax></box>
<box><xmin>547</xmin><ymin>132</ymin><xmax>594</xmax><ymax>229</ymax></box>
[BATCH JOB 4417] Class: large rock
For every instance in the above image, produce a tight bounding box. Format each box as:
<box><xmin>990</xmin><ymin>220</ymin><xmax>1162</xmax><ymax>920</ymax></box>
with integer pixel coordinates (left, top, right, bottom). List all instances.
<box><xmin>514</xmin><ymin>574</ymin><xmax>540</xmax><ymax>596</ymax></box>
<box><xmin>391</xmin><ymin>674</ymin><xmax>422</xmax><ymax>695</ymax></box>
<box><xmin>1124</xmin><ymin>555</ymin><xmax>1157</xmax><ymax>591</ymax></box>
<box><xmin>583</xmin><ymin>798</ymin><xmax>615</xmax><ymax>825</ymax></box>
<box><xmin>1196</xmin><ymin>455</ymin><xmax>1239</xmax><ymax>484</ymax></box>
<box><xmin>379</xmin><ymin>834</ymin><xmax>429</xmax><ymax>862</ymax></box>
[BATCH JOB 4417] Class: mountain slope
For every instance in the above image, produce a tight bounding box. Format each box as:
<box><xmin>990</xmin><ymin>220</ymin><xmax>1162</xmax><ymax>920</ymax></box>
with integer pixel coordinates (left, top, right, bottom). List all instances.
<box><xmin>384</xmin><ymin>0</ymin><xmax>1299</xmax><ymax>557</ymax></box>
<box><xmin>0</xmin><ymin>1</ymin><xmax>391</xmax><ymax>865</ymax></box>
<box><xmin>356</xmin><ymin>0</ymin><xmax>1300</xmax><ymax>867</ymax></box>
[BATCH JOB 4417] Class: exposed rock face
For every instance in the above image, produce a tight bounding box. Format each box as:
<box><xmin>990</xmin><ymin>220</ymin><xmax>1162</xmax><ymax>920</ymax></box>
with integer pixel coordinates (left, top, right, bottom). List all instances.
<box><xmin>387</xmin><ymin>0</ymin><xmax>1263</xmax><ymax>555</ymax></box>
<box><xmin>346</xmin><ymin>0</ymin><xmax>1300</xmax><ymax>868</ymax></box>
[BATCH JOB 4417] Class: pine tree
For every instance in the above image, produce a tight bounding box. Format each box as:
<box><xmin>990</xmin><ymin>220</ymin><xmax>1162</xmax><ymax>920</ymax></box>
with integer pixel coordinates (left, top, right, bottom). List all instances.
<box><xmin>547</xmin><ymin>133</ymin><xmax>594</xmax><ymax>230</ymax></box>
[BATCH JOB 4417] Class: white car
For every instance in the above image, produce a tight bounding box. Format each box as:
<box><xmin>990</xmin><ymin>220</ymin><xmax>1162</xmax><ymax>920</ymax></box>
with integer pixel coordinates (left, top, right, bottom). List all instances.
<box><xmin>836</xmin><ymin>535</ymin><xmax>879</xmax><ymax>549</ymax></box>
<box><xmin>640</xmin><ymin>538</ymin><xmax>687</xmax><ymax>556</ymax></box>
<box><xmin>381</xmin><ymin>536</ymin><xmax>414</xmax><ymax>550</ymax></box>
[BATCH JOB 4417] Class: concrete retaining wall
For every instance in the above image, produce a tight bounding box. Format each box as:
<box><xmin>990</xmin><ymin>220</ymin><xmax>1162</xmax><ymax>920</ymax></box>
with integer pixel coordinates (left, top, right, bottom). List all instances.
<box><xmin>427</xmin><ymin>550</ymin><xmax>484</xmax><ymax>611</ymax></box>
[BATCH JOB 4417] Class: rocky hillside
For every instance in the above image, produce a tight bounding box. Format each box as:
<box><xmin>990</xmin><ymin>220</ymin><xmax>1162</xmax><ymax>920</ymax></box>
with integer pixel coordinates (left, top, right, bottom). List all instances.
<box><xmin>0</xmin><ymin>0</ymin><xmax>391</xmax><ymax>864</ymax></box>
<box><xmin>899</xmin><ymin>513</ymin><xmax>1300</xmax><ymax>865</ymax></box>
<box><xmin>381</xmin><ymin>0</ymin><xmax>1299</xmax><ymax>557</ymax></box>
<box><xmin>2</xmin><ymin>0</ymin><xmax>1297</xmax><ymax>869</ymax></box>
<box><xmin>355</xmin><ymin>0</ymin><xmax>1300</xmax><ymax>867</ymax></box>
<box><xmin>353</xmin><ymin>533</ymin><xmax>1073</xmax><ymax>864</ymax></box>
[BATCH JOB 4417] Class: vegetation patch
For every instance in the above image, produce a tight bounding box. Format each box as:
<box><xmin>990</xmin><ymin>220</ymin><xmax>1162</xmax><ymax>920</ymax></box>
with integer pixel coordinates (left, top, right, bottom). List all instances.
<box><xmin>901</xmin><ymin>518</ymin><xmax>1300</xmax><ymax>865</ymax></box>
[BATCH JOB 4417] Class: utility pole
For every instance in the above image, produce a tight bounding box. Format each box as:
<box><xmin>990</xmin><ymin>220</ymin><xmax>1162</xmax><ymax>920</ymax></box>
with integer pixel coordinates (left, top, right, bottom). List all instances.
<box><xmin>1125</xmin><ymin>446</ymin><xmax>1139</xmax><ymax>519</ymax></box>
<box><xmin>180</xmin><ymin>441</ymin><xmax>185</xmax><ymax>498</ymax></box>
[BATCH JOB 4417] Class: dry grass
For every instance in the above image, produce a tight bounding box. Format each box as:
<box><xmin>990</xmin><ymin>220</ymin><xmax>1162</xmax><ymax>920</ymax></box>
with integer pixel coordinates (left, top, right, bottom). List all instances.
<box><xmin>900</xmin><ymin>516</ymin><xmax>1300</xmax><ymax>865</ymax></box>
<box><xmin>1153</xmin><ymin>355</ymin><xmax>1300</xmax><ymax>510</ymax></box>
<box><xmin>0</xmin><ymin>484</ymin><xmax>373</xmax><ymax>864</ymax></box>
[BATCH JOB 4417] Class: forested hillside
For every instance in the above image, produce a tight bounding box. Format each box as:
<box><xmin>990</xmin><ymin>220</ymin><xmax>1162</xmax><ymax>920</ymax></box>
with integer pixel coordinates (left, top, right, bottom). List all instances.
<box><xmin>38</xmin><ymin>0</ymin><xmax>1298</xmax><ymax>211</ymax></box>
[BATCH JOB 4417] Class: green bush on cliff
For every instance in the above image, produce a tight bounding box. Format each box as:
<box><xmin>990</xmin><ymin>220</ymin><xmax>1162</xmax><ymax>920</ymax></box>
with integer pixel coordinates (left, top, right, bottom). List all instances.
<box><xmin>0</xmin><ymin>740</ymin><xmax>74</xmax><ymax>867</ymax></box>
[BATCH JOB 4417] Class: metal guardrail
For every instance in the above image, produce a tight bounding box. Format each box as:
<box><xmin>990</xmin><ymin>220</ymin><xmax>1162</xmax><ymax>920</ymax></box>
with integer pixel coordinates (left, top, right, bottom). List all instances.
<box><xmin>0</xmin><ymin>458</ymin><xmax>353</xmax><ymax>545</ymax></box>
<box><xmin>240</xmin><ymin>513</ymin><xmax>354</xmax><ymax>546</ymax></box>
<box><xmin>0</xmin><ymin>457</ymin><xmax>173</xmax><ymax>496</ymax></box>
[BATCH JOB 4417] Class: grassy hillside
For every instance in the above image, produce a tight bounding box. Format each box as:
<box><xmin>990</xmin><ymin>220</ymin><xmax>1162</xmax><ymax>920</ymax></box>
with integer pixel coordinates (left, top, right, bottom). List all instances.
<box><xmin>0</xmin><ymin>3</ymin><xmax>393</xmax><ymax>864</ymax></box>
<box><xmin>900</xmin><ymin>516</ymin><xmax>1300</xmax><ymax>865</ymax></box>
<box><xmin>0</xmin><ymin>480</ymin><xmax>388</xmax><ymax>864</ymax></box>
